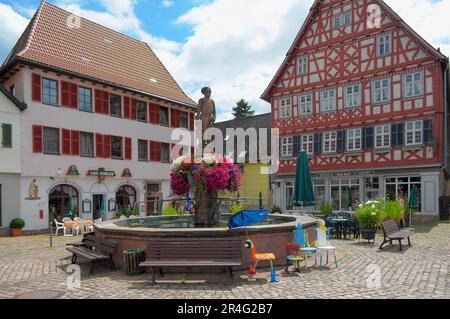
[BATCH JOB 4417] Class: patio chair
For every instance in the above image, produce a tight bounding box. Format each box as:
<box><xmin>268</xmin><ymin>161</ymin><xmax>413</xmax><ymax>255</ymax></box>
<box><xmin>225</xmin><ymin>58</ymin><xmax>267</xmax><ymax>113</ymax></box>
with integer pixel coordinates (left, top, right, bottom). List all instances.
<box><xmin>53</xmin><ymin>219</ymin><xmax>65</xmax><ymax>236</ymax></box>
<box><xmin>248</xmin><ymin>240</ymin><xmax>278</xmax><ymax>279</ymax></box>
<box><xmin>315</xmin><ymin>221</ymin><xmax>338</xmax><ymax>268</ymax></box>
<box><xmin>62</xmin><ymin>217</ymin><xmax>73</xmax><ymax>236</ymax></box>
<box><xmin>284</xmin><ymin>244</ymin><xmax>304</xmax><ymax>273</ymax></box>
<box><xmin>293</xmin><ymin>225</ymin><xmax>318</xmax><ymax>271</ymax></box>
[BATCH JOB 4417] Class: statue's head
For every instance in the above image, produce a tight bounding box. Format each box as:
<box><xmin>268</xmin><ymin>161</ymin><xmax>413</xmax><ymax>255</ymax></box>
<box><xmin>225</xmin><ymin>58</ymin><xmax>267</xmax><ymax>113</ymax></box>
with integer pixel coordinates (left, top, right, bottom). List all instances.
<box><xmin>201</xmin><ymin>87</ymin><xmax>212</xmax><ymax>98</ymax></box>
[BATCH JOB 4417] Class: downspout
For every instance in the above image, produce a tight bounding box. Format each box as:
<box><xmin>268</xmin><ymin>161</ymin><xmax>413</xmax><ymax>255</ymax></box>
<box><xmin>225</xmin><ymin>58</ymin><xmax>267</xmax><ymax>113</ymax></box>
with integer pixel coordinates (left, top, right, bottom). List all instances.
<box><xmin>443</xmin><ymin>58</ymin><xmax>449</xmax><ymax>195</ymax></box>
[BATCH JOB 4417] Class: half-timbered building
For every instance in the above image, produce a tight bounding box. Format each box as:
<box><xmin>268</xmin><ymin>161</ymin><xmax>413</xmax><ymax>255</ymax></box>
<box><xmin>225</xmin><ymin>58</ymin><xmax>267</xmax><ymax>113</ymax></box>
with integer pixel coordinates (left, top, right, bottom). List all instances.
<box><xmin>262</xmin><ymin>0</ymin><xmax>450</xmax><ymax>220</ymax></box>
<box><xmin>0</xmin><ymin>1</ymin><xmax>196</xmax><ymax>231</ymax></box>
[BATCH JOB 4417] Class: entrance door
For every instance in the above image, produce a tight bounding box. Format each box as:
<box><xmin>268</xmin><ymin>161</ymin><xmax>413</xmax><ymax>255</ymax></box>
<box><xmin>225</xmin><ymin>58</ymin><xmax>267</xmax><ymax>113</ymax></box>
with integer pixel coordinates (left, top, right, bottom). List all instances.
<box><xmin>93</xmin><ymin>195</ymin><xmax>104</xmax><ymax>220</ymax></box>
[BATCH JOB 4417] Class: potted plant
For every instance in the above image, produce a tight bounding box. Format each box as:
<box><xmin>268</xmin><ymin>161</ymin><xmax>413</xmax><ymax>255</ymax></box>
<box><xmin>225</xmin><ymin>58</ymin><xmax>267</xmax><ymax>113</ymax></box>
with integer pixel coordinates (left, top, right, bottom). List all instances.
<box><xmin>380</xmin><ymin>200</ymin><xmax>404</xmax><ymax>225</ymax></box>
<box><xmin>10</xmin><ymin>218</ymin><xmax>25</xmax><ymax>237</ymax></box>
<box><xmin>320</xmin><ymin>202</ymin><xmax>333</xmax><ymax>217</ymax></box>
<box><xmin>355</xmin><ymin>200</ymin><xmax>381</xmax><ymax>242</ymax></box>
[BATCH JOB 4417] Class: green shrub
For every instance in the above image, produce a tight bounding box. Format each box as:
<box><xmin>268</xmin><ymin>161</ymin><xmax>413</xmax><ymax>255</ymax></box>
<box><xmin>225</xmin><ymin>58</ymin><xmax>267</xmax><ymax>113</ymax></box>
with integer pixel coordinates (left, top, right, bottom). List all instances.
<box><xmin>231</xmin><ymin>202</ymin><xmax>242</xmax><ymax>215</ymax></box>
<box><xmin>355</xmin><ymin>200</ymin><xmax>382</xmax><ymax>229</ymax></box>
<box><xmin>271</xmin><ymin>206</ymin><xmax>282</xmax><ymax>214</ymax></box>
<box><xmin>116</xmin><ymin>206</ymin><xmax>140</xmax><ymax>218</ymax></box>
<box><xmin>162</xmin><ymin>204</ymin><xmax>185</xmax><ymax>216</ymax></box>
<box><xmin>10</xmin><ymin>218</ymin><xmax>25</xmax><ymax>229</ymax></box>
<box><xmin>320</xmin><ymin>202</ymin><xmax>333</xmax><ymax>216</ymax></box>
<box><xmin>381</xmin><ymin>200</ymin><xmax>404</xmax><ymax>222</ymax></box>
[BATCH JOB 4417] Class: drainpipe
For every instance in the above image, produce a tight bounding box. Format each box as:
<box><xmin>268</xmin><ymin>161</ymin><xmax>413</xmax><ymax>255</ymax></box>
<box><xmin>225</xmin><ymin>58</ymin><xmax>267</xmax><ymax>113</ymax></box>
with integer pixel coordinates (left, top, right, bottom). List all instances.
<box><xmin>443</xmin><ymin>58</ymin><xmax>449</xmax><ymax>195</ymax></box>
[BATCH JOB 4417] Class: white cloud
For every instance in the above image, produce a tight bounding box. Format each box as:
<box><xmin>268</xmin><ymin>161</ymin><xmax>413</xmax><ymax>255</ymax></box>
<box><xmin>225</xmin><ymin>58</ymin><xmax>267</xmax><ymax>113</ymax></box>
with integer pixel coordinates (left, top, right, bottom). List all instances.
<box><xmin>161</xmin><ymin>0</ymin><xmax>174</xmax><ymax>8</ymax></box>
<box><xmin>0</xmin><ymin>3</ymin><xmax>29</xmax><ymax>63</ymax></box>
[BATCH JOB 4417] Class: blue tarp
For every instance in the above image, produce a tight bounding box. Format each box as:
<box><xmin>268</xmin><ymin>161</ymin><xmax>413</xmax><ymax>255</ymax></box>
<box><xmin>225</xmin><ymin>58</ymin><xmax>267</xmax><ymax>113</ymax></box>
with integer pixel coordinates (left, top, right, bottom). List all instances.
<box><xmin>228</xmin><ymin>210</ymin><xmax>270</xmax><ymax>230</ymax></box>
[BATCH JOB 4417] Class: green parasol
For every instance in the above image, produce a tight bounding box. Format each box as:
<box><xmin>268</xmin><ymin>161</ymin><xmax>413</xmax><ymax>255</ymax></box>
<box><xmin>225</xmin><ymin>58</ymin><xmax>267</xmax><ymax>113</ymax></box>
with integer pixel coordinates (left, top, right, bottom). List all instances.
<box><xmin>293</xmin><ymin>150</ymin><xmax>316</xmax><ymax>208</ymax></box>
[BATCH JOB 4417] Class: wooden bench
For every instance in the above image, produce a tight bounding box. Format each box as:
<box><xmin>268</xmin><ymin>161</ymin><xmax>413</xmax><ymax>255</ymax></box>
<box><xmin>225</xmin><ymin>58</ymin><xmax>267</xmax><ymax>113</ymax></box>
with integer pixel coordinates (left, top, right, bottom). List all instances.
<box><xmin>139</xmin><ymin>237</ymin><xmax>243</xmax><ymax>284</ymax></box>
<box><xmin>66</xmin><ymin>234</ymin><xmax>118</xmax><ymax>274</ymax></box>
<box><xmin>380</xmin><ymin>220</ymin><xmax>414</xmax><ymax>251</ymax></box>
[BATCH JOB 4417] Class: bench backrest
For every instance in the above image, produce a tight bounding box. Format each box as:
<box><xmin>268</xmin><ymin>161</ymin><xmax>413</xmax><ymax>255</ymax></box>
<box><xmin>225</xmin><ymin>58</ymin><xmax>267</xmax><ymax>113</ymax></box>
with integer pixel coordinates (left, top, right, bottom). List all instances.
<box><xmin>381</xmin><ymin>220</ymin><xmax>400</xmax><ymax>236</ymax></box>
<box><xmin>85</xmin><ymin>234</ymin><xmax>118</xmax><ymax>255</ymax></box>
<box><xmin>146</xmin><ymin>237</ymin><xmax>242</xmax><ymax>261</ymax></box>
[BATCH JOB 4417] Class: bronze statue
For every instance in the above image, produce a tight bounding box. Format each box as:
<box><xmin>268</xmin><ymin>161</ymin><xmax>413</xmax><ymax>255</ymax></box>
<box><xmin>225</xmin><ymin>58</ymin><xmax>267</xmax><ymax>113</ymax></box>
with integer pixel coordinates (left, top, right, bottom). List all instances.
<box><xmin>196</xmin><ymin>87</ymin><xmax>216</xmax><ymax>133</ymax></box>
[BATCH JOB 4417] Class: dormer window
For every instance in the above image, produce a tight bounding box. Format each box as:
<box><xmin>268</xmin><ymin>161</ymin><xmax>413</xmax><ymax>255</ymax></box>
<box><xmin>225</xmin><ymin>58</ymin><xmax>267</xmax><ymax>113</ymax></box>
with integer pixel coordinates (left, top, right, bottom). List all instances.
<box><xmin>297</xmin><ymin>56</ymin><xmax>308</xmax><ymax>76</ymax></box>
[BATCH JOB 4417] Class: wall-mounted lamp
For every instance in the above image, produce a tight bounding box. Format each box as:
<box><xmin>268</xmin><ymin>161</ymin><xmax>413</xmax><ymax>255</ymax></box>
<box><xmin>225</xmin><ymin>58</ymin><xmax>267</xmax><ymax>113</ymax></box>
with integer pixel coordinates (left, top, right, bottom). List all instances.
<box><xmin>57</xmin><ymin>168</ymin><xmax>63</xmax><ymax>176</ymax></box>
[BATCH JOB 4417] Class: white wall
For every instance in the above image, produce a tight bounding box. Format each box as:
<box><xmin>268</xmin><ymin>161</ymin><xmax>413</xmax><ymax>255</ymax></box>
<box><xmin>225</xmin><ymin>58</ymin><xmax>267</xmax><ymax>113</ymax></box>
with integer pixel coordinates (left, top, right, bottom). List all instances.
<box><xmin>0</xmin><ymin>90</ymin><xmax>22</xmax><ymax>174</ymax></box>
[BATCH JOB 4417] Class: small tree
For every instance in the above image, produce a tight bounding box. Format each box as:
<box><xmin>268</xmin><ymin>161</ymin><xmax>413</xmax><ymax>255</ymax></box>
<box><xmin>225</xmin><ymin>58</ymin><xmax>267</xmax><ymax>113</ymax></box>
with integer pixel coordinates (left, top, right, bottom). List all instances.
<box><xmin>232</xmin><ymin>99</ymin><xmax>255</xmax><ymax>119</ymax></box>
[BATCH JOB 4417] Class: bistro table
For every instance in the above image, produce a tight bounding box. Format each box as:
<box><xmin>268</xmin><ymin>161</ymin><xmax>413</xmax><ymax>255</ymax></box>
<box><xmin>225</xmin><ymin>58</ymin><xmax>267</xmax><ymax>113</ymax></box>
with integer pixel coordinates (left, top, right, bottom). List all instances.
<box><xmin>330</xmin><ymin>218</ymin><xmax>350</xmax><ymax>239</ymax></box>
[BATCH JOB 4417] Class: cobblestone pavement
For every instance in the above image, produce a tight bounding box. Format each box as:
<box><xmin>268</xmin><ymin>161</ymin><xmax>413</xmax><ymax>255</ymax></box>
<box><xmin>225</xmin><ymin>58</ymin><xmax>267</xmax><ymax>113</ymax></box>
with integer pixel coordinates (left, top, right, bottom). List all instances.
<box><xmin>0</xmin><ymin>222</ymin><xmax>449</xmax><ymax>299</ymax></box>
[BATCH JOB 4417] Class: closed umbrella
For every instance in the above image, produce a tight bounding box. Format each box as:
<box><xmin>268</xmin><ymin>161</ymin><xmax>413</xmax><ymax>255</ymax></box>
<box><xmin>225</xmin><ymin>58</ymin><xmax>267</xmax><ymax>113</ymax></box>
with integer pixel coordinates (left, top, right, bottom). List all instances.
<box><xmin>408</xmin><ymin>186</ymin><xmax>418</xmax><ymax>227</ymax></box>
<box><xmin>293</xmin><ymin>151</ymin><xmax>316</xmax><ymax>210</ymax></box>
<box><xmin>228</xmin><ymin>209</ymin><xmax>269</xmax><ymax>230</ymax></box>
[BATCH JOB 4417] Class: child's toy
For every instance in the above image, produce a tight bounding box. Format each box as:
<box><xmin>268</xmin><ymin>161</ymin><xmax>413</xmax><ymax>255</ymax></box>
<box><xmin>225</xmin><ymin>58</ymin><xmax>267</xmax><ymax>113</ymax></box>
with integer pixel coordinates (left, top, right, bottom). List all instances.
<box><xmin>285</xmin><ymin>244</ymin><xmax>304</xmax><ymax>273</ymax></box>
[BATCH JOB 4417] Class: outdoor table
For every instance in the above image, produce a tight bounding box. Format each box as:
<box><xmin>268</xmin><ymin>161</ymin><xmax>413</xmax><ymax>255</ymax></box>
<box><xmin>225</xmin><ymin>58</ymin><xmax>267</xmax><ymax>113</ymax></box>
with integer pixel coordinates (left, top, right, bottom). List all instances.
<box><xmin>63</xmin><ymin>221</ymin><xmax>80</xmax><ymax>236</ymax></box>
<box><xmin>331</xmin><ymin>219</ymin><xmax>349</xmax><ymax>239</ymax></box>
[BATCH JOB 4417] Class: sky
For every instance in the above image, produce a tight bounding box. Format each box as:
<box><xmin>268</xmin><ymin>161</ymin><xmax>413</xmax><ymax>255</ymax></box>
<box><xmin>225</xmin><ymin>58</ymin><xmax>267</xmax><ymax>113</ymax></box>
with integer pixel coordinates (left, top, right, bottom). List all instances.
<box><xmin>1</xmin><ymin>0</ymin><xmax>450</xmax><ymax>122</ymax></box>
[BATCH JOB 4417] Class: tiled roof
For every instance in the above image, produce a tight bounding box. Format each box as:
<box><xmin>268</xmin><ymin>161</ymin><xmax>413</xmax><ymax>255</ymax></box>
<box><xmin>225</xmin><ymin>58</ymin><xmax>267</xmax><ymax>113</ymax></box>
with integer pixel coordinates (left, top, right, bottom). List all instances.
<box><xmin>0</xmin><ymin>84</ymin><xmax>27</xmax><ymax>111</ymax></box>
<box><xmin>1</xmin><ymin>1</ymin><xmax>196</xmax><ymax>108</ymax></box>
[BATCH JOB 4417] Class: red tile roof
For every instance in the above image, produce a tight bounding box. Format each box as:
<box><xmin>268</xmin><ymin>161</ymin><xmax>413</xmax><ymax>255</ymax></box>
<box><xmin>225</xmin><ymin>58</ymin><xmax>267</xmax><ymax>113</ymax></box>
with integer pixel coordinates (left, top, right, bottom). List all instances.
<box><xmin>1</xmin><ymin>1</ymin><xmax>197</xmax><ymax>108</ymax></box>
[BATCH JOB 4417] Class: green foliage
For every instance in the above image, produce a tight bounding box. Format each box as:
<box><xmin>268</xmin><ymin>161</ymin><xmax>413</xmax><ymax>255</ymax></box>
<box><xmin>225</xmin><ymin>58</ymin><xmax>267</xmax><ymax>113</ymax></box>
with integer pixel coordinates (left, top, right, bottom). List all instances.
<box><xmin>232</xmin><ymin>99</ymin><xmax>255</xmax><ymax>119</ymax></box>
<box><xmin>355</xmin><ymin>200</ymin><xmax>382</xmax><ymax>229</ymax></box>
<box><xmin>162</xmin><ymin>204</ymin><xmax>186</xmax><ymax>216</ymax></box>
<box><xmin>271</xmin><ymin>206</ymin><xmax>282</xmax><ymax>214</ymax></box>
<box><xmin>10</xmin><ymin>218</ymin><xmax>25</xmax><ymax>229</ymax></box>
<box><xmin>116</xmin><ymin>206</ymin><xmax>139</xmax><ymax>218</ymax></box>
<box><xmin>320</xmin><ymin>202</ymin><xmax>333</xmax><ymax>216</ymax></box>
<box><xmin>231</xmin><ymin>202</ymin><xmax>242</xmax><ymax>215</ymax></box>
<box><xmin>381</xmin><ymin>200</ymin><xmax>404</xmax><ymax>222</ymax></box>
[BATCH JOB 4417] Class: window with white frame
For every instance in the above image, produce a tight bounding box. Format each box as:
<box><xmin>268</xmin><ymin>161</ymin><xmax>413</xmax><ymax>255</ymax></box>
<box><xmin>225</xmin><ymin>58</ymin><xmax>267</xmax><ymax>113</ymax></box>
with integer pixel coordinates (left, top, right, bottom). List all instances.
<box><xmin>405</xmin><ymin>120</ymin><xmax>423</xmax><ymax>145</ymax></box>
<box><xmin>333</xmin><ymin>11</ymin><xmax>352</xmax><ymax>28</ymax></box>
<box><xmin>297</xmin><ymin>56</ymin><xmax>308</xmax><ymax>76</ymax></box>
<box><xmin>373</xmin><ymin>78</ymin><xmax>390</xmax><ymax>103</ymax></box>
<box><xmin>345</xmin><ymin>84</ymin><xmax>361</xmax><ymax>108</ymax></box>
<box><xmin>323</xmin><ymin>131</ymin><xmax>337</xmax><ymax>153</ymax></box>
<box><xmin>375</xmin><ymin>125</ymin><xmax>391</xmax><ymax>148</ymax></box>
<box><xmin>404</xmin><ymin>72</ymin><xmax>423</xmax><ymax>98</ymax></box>
<box><xmin>320</xmin><ymin>89</ymin><xmax>336</xmax><ymax>112</ymax></box>
<box><xmin>278</xmin><ymin>97</ymin><xmax>292</xmax><ymax>119</ymax></box>
<box><xmin>301</xmin><ymin>134</ymin><xmax>314</xmax><ymax>154</ymax></box>
<box><xmin>298</xmin><ymin>94</ymin><xmax>313</xmax><ymax>115</ymax></box>
<box><xmin>281</xmin><ymin>137</ymin><xmax>293</xmax><ymax>157</ymax></box>
<box><xmin>377</xmin><ymin>33</ymin><xmax>391</xmax><ymax>56</ymax></box>
<box><xmin>347</xmin><ymin>128</ymin><xmax>362</xmax><ymax>151</ymax></box>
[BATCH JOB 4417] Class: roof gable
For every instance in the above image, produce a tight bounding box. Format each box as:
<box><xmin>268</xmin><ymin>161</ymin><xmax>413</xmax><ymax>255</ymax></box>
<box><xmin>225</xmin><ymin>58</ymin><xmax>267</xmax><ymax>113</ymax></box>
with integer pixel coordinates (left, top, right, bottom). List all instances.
<box><xmin>261</xmin><ymin>0</ymin><xmax>446</xmax><ymax>101</ymax></box>
<box><xmin>1</xmin><ymin>1</ymin><xmax>196</xmax><ymax>108</ymax></box>
<box><xmin>0</xmin><ymin>85</ymin><xmax>27</xmax><ymax>112</ymax></box>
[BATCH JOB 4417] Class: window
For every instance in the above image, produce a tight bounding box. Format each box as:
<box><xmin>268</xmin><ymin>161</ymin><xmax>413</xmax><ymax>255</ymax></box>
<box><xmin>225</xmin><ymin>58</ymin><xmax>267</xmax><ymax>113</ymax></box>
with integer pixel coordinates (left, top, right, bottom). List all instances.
<box><xmin>313</xmin><ymin>180</ymin><xmax>326</xmax><ymax>208</ymax></box>
<box><xmin>297</xmin><ymin>56</ymin><xmax>308</xmax><ymax>76</ymax></box>
<box><xmin>345</xmin><ymin>85</ymin><xmax>361</xmax><ymax>108</ymax></box>
<box><xmin>405</xmin><ymin>121</ymin><xmax>423</xmax><ymax>146</ymax></box>
<box><xmin>137</xmin><ymin>101</ymin><xmax>147</xmax><ymax>122</ymax></box>
<box><xmin>160</xmin><ymin>107</ymin><xmax>169</xmax><ymax>126</ymax></box>
<box><xmin>301</xmin><ymin>134</ymin><xmax>314</xmax><ymax>154</ymax></box>
<box><xmin>78</xmin><ymin>87</ymin><xmax>92</xmax><ymax>112</ymax></box>
<box><xmin>375</xmin><ymin>125</ymin><xmax>391</xmax><ymax>148</ymax></box>
<box><xmin>320</xmin><ymin>89</ymin><xmax>336</xmax><ymax>112</ymax></box>
<box><xmin>109</xmin><ymin>94</ymin><xmax>122</xmax><ymax>117</ymax></box>
<box><xmin>323</xmin><ymin>131</ymin><xmax>337</xmax><ymax>153</ymax></box>
<box><xmin>347</xmin><ymin>128</ymin><xmax>362</xmax><ymax>151</ymax></box>
<box><xmin>333</xmin><ymin>11</ymin><xmax>352</xmax><ymax>28</ymax></box>
<box><xmin>281</xmin><ymin>137</ymin><xmax>293</xmax><ymax>157</ymax></box>
<box><xmin>385</xmin><ymin>176</ymin><xmax>421</xmax><ymax>211</ymax></box>
<box><xmin>404</xmin><ymin>72</ymin><xmax>423</xmax><ymax>98</ymax></box>
<box><xmin>299</xmin><ymin>94</ymin><xmax>313</xmax><ymax>115</ymax></box>
<box><xmin>378</xmin><ymin>33</ymin><xmax>391</xmax><ymax>56</ymax></box>
<box><xmin>111</xmin><ymin>136</ymin><xmax>123</xmax><ymax>159</ymax></box>
<box><xmin>373</xmin><ymin>78</ymin><xmax>390</xmax><ymax>103</ymax></box>
<box><xmin>180</xmin><ymin>111</ymin><xmax>189</xmax><ymax>129</ymax></box>
<box><xmin>278</xmin><ymin>97</ymin><xmax>292</xmax><ymax>119</ymax></box>
<box><xmin>1</xmin><ymin>124</ymin><xmax>12</xmax><ymax>148</ymax></box>
<box><xmin>285</xmin><ymin>181</ymin><xmax>294</xmax><ymax>211</ymax></box>
<box><xmin>42</xmin><ymin>78</ymin><xmax>58</xmax><ymax>106</ymax></box>
<box><xmin>43</xmin><ymin>127</ymin><xmax>60</xmax><ymax>154</ymax></box>
<box><xmin>80</xmin><ymin>132</ymin><xmax>94</xmax><ymax>157</ymax></box>
<box><xmin>331</xmin><ymin>179</ymin><xmax>360</xmax><ymax>211</ymax></box>
<box><xmin>116</xmin><ymin>186</ymin><xmax>136</xmax><ymax>213</ymax></box>
<box><xmin>161</xmin><ymin>143</ymin><xmax>170</xmax><ymax>163</ymax></box>
<box><xmin>138</xmin><ymin>140</ymin><xmax>148</xmax><ymax>161</ymax></box>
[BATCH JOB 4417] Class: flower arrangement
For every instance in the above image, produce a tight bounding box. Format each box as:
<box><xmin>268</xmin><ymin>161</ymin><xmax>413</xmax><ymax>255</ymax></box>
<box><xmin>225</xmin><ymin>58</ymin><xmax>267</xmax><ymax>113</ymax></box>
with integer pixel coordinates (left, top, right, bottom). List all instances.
<box><xmin>355</xmin><ymin>199</ymin><xmax>382</xmax><ymax>229</ymax></box>
<box><xmin>170</xmin><ymin>155</ymin><xmax>241</xmax><ymax>196</ymax></box>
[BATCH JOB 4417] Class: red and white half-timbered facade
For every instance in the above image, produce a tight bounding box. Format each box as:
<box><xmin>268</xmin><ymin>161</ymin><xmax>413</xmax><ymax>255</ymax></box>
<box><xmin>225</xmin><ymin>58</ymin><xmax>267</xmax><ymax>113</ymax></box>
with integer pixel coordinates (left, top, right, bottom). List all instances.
<box><xmin>262</xmin><ymin>0</ymin><xmax>450</xmax><ymax>218</ymax></box>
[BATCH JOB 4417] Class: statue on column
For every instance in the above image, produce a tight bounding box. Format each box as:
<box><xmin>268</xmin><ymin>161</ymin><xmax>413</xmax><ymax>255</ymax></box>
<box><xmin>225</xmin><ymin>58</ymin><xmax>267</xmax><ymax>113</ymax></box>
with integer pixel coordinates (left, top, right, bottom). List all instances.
<box><xmin>196</xmin><ymin>87</ymin><xmax>216</xmax><ymax>135</ymax></box>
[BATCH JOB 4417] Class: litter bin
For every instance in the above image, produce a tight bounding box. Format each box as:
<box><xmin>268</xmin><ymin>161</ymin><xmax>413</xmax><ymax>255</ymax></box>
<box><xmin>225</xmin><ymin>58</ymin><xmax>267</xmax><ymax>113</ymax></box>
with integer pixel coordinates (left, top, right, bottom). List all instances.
<box><xmin>439</xmin><ymin>196</ymin><xmax>450</xmax><ymax>221</ymax></box>
<box><xmin>123</xmin><ymin>248</ymin><xmax>145</xmax><ymax>275</ymax></box>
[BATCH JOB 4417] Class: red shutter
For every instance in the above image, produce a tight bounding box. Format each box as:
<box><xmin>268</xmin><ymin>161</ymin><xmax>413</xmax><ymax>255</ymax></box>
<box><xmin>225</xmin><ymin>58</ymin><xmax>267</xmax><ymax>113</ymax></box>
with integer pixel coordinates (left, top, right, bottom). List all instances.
<box><xmin>124</xmin><ymin>97</ymin><xmax>130</xmax><ymax>119</ymax></box>
<box><xmin>32</xmin><ymin>74</ymin><xmax>41</xmax><ymax>102</ymax></box>
<box><xmin>61</xmin><ymin>81</ymin><xmax>70</xmax><ymax>107</ymax></box>
<box><xmin>171</xmin><ymin>109</ymin><xmax>180</xmax><ymax>128</ymax></box>
<box><xmin>125</xmin><ymin>137</ymin><xmax>132</xmax><ymax>160</ymax></box>
<box><xmin>95</xmin><ymin>133</ymin><xmax>104</xmax><ymax>158</ymax></box>
<box><xmin>189</xmin><ymin>113</ymin><xmax>195</xmax><ymax>131</ymax></box>
<box><xmin>103</xmin><ymin>135</ymin><xmax>111</xmax><ymax>158</ymax></box>
<box><xmin>149</xmin><ymin>104</ymin><xmax>160</xmax><ymax>124</ymax></box>
<box><xmin>95</xmin><ymin>90</ymin><xmax>103</xmax><ymax>113</ymax></box>
<box><xmin>150</xmin><ymin>141</ymin><xmax>161</xmax><ymax>162</ymax></box>
<box><xmin>61</xmin><ymin>129</ymin><xmax>71</xmax><ymax>155</ymax></box>
<box><xmin>131</xmin><ymin>98</ymin><xmax>137</xmax><ymax>120</ymax></box>
<box><xmin>103</xmin><ymin>91</ymin><xmax>109</xmax><ymax>115</ymax></box>
<box><xmin>71</xmin><ymin>130</ymin><xmax>80</xmax><ymax>156</ymax></box>
<box><xmin>70</xmin><ymin>83</ymin><xmax>78</xmax><ymax>109</ymax></box>
<box><xmin>32</xmin><ymin>125</ymin><xmax>43</xmax><ymax>153</ymax></box>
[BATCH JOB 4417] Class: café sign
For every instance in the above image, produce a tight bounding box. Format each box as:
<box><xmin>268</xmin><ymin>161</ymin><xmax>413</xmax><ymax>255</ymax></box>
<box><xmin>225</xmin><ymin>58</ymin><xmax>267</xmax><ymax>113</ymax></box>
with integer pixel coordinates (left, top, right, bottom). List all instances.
<box><xmin>88</xmin><ymin>168</ymin><xmax>116</xmax><ymax>181</ymax></box>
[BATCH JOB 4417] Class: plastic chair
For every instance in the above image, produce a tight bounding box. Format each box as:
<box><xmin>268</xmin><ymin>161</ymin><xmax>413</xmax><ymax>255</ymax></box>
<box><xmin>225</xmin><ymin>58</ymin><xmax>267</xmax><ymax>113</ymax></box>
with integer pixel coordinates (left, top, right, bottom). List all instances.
<box><xmin>285</xmin><ymin>244</ymin><xmax>304</xmax><ymax>273</ymax></box>
<box><xmin>248</xmin><ymin>240</ymin><xmax>279</xmax><ymax>282</ymax></box>
<box><xmin>315</xmin><ymin>221</ymin><xmax>338</xmax><ymax>268</ymax></box>
<box><xmin>62</xmin><ymin>217</ymin><xmax>73</xmax><ymax>236</ymax></box>
<box><xmin>293</xmin><ymin>224</ymin><xmax>318</xmax><ymax>271</ymax></box>
<box><xmin>53</xmin><ymin>219</ymin><xmax>65</xmax><ymax>236</ymax></box>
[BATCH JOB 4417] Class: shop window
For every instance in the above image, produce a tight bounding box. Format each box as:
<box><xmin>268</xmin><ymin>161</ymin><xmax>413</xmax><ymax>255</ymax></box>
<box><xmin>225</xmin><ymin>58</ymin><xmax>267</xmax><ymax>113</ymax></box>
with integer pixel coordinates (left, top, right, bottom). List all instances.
<box><xmin>116</xmin><ymin>185</ymin><xmax>136</xmax><ymax>213</ymax></box>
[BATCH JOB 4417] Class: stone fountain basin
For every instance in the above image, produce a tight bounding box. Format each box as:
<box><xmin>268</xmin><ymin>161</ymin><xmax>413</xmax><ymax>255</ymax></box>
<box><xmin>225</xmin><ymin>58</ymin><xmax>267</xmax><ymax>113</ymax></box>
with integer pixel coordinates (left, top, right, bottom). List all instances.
<box><xmin>95</xmin><ymin>215</ymin><xmax>318</xmax><ymax>270</ymax></box>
